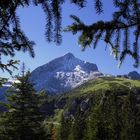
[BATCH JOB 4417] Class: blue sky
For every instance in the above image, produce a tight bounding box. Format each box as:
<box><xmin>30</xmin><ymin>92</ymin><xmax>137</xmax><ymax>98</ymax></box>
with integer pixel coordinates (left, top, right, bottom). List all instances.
<box><xmin>1</xmin><ymin>0</ymin><xmax>139</xmax><ymax>78</ymax></box>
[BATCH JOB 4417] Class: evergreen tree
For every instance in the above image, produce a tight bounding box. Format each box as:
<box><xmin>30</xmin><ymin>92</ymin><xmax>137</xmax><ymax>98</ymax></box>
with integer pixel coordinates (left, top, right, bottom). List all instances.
<box><xmin>0</xmin><ymin>72</ymin><xmax>47</xmax><ymax>140</ymax></box>
<box><xmin>105</xmin><ymin>89</ymin><xmax>123</xmax><ymax>140</ymax></box>
<box><xmin>59</xmin><ymin>114</ymin><xmax>72</xmax><ymax>140</ymax></box>
<box><xmin>72</xmin><ymin>107</ymin><xmax>86</xmax><ymax>140</ymax></box>
<box><xmin>90</xmin><ymin>105</ymin><xmax>112</xmax><ymax>140</ymax></box>
<box><xmin>122</xmin><ymin>91</ymin><xmax>140</xmax><ymax>140</ymax></box>
<box><xmin>83</xmin><ymin>90</ymin><xmax>123</xmax><ymax>140</ymax></box>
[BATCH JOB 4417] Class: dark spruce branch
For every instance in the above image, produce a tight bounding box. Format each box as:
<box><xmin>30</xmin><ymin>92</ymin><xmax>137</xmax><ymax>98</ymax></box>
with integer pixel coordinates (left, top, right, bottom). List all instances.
<box><xmin>65</xmin><ymin>0</ymin><xmax>140</xmax><ymax>67</ymax></box>
<box><xmin>0</xmin><ymin>0</ymin><xmax>35</xmax><ymax>75</ymax></box>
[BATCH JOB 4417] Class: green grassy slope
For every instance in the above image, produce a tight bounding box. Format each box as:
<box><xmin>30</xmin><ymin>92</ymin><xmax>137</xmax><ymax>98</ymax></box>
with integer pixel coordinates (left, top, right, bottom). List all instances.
<box><xmin>47</xmin><ymin>77</ymin><xmax>140</xmax><ymax>140</ymax></box>
<box><xmin>48</xmin><ymin>77</ymin><xmax>140</xmax><ymax>119</ymax></box>
<box><xmin>64</xmin><ymin>77</ymin><xmax>140</xmax><ymax>97</ymax></box>
<box><xmin>54</xmin><ymin>77</ymin><xmax>140</xmax><ymax>116</ymax></box>
<box><xmin>53</xmin><ymin>77</ymin><xmax>140</xmax><ymax>121</ymax></box>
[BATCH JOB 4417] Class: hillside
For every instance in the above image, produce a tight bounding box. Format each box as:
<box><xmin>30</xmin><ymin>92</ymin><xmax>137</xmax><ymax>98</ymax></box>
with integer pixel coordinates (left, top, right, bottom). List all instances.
<box><xmin>46</xmin><ymin>77</ymin><xmax>140</xmax><ymax>140</ymax></box>
<box><xmin>56</xmin><ymin>77</ymin><xmax>140</xmax><ymax>117</ymax></box>
<box><xmin>58</xmin><ymin>77</ymin><xmax>140</xmax><ymax>98</ymax></box>
<box><xmin>0</xmin><ymin>76</ymin><xmax>140</xmax><ymax>140</ymax></box>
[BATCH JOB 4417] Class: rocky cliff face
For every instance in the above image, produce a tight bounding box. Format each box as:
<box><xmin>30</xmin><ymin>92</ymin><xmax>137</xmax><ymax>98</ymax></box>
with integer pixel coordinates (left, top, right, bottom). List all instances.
<box><xmin>30</xmin><ymin>53</ymin><xmax>102</xmax><ymax>94</ymax></box>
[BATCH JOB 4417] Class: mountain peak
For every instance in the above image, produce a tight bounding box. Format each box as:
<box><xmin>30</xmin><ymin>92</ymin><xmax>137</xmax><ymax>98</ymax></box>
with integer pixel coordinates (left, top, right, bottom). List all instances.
<box><xmin>63</xmin><ymin>53</ymin><xmax>74</xmax><ymax>59</ymax></box>
<box><xmin>30</xmin><ymin>53</ymin><xmax>101</xmax><ymax>94</ymax></box>
<box><xmin>128</xmin><ymin>71</ymin><xmax>140</xmax><ymax>80</ymax></box>
<box><xmin>129</xmin><ymin>71</ymin><xmax>139</xmax><ymax>74</ymax></box>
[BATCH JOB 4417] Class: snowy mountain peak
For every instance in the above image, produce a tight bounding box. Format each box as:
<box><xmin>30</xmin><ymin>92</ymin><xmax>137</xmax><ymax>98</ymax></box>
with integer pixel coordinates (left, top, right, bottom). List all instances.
<box><xmin>30</xmin><ymin>53</ymin><xmax>102</xmax><ymax>94</ymax></box>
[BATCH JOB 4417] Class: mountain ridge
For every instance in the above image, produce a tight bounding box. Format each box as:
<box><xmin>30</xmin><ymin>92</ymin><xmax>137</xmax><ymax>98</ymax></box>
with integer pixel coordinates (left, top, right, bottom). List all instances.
<box><xmin>30</xmin><ymin>53</ymin><xmax>102</xmax><ymax>94</ymax></box>
<box><xmin>1</xmin><ymin>53</ymin><xmax>140</xmax><ymax>96</ymax></box>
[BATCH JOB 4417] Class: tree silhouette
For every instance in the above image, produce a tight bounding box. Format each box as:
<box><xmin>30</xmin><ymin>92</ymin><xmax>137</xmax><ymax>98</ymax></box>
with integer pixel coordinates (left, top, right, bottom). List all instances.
<box><xmin>66</xmin><ymin>0</ymin><xmax>140</xmax><ymax>67</ymax></box>
<box><xmin>0</xmin><ymin>72</ymin><xmax>47</xmax><ymax>139</ymax></box>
